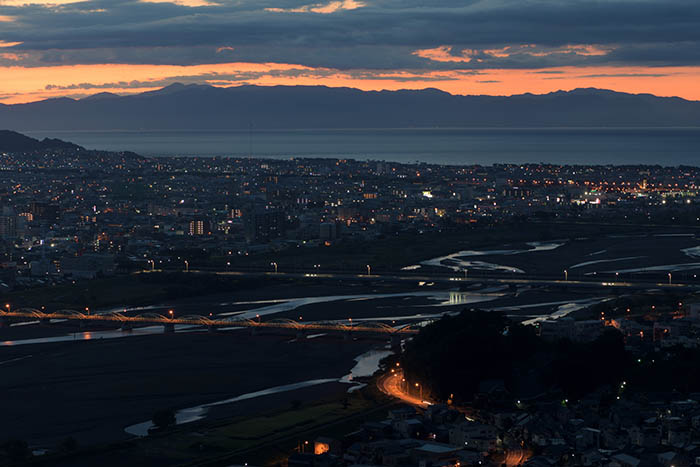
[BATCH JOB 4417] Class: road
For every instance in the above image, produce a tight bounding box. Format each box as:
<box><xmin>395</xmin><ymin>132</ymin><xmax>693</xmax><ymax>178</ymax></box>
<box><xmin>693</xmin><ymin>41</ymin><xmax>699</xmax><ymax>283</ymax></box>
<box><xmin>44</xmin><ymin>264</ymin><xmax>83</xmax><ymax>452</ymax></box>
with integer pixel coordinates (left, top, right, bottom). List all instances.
<box><xmin>377</xmin><ymin>370</ymin><xmax>430</xmax><ymax>408</ymax></box>
<box><xmin>183</xmin><ymin>268</ymin><xmax>699</xmax><ymax>291</ymax></box>
<box><xmin>503</xmin><ymin>445</ymin><xmax>529</xmax><ymax>466</ymax></box>
<box><xmin>378</xmin><ymin>370</ymin><xmax>530</xmax><ymax>466</ymax></box>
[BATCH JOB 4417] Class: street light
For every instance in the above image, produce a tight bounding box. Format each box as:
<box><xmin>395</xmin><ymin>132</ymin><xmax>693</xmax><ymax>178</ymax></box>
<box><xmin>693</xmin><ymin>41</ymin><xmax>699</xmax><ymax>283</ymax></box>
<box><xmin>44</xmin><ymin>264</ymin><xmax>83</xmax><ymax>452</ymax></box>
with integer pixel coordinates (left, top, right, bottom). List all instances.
<box><xmin>184</xmin><ymin>260</ymin><xmax>189</xmax><ymax>272</ymax></box>
<box><xmin>148</xmin><ymin>259</ymin><xmax>155</xmax><ymax>271</ymax></box>
<box><xmin>168</xmin><ymin>309</ymin><xmax>174</xmax><ymax>318</ymax></box>
<box><xmin>366</xmin><ymin>264</ymin><xmax>371</xmax><ymax>276</ymax></box>
<box><xmin>271</xmin><ymin>262</ymin><xmax>278</xmax><ymax>273</ymax></box>
<box><xmin>564</xmin><ymin>269</ymin><xmax>568</xmax><ymax>281</ymax></box>
<box><xmin>668</xmin><ymin>272</ymin><xmax>672</xmax><ymax>285</ymax></box>
<box><xmin>4</xmin><ymin>304</ymin><xmax>9</xmax><ymax>313</ymax></box>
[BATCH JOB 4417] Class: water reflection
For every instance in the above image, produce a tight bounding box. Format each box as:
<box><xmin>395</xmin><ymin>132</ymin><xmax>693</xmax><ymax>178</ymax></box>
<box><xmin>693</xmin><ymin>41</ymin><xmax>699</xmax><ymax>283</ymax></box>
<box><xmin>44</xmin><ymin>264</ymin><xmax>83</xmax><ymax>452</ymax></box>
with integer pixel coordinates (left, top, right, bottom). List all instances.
<box><xmin>124</xmin><ymin>378</ymin><xmax>338</xmax><ymax>436</ymax></box>
<box><xmin>421</xmin><ymin>241</ymin><xmax>564</xmax><ymax>273</ymax></box>
<box><xmin>125</xmin><ymin>348</ymin><xmax>393</xmax><ymax>436</ymax></box>
<box><xmin>0</xmin><ymin>325</ymin><xmax>198</xmax><ymax>346</ymax></box>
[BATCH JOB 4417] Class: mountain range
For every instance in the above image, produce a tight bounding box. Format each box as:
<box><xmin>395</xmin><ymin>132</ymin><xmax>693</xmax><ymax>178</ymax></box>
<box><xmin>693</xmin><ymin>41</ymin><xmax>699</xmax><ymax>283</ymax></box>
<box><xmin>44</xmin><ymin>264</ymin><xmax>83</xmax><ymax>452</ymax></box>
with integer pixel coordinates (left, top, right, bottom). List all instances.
<box><xmin>1</xmin><ymin>84</ymin><xmax>699</xmax><ymax>131</ymax></box>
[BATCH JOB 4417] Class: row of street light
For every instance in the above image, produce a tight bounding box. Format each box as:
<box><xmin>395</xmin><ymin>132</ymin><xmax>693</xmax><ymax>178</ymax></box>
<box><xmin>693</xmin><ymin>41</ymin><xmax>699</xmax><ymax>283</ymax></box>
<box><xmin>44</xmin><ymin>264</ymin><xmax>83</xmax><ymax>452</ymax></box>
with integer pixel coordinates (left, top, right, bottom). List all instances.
<box><xmin>140</xmin><ymin>259</ymin><xmax>683</xmax><ymax>285</ymax></box>
<box><xmin>269</xmin><ymin>262</ymin><xmax>373</xmax><ymax>276</ymax></box>
<box><xmin>145</xmin><ymin>259</ymin><xmax>189</xmax><ymax>272</ymax></box>
<box><xmin>563</xmin><ymin>269</ymin><xmax>674</xmax><ymax>284</ymax></box>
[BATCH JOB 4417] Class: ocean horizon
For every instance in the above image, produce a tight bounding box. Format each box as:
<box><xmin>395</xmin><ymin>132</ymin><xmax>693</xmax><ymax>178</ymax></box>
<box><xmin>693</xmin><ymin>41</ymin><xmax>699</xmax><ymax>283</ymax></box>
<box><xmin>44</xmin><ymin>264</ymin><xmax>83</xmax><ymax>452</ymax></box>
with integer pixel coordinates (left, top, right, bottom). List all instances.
<box><xmin>23</xmin><ymin>127</ymin><xmax>700</xmax><ymax>166</ymax></box>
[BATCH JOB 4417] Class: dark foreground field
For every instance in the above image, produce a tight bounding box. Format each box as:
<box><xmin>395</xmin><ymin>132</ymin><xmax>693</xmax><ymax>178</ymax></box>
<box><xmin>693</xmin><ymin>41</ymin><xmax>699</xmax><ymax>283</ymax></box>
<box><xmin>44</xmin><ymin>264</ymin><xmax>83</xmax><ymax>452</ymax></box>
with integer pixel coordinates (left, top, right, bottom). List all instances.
<box><xmin>0</xmin><ymin>330</ymin><xmax>382</xmax><ymax>449</ymax></box>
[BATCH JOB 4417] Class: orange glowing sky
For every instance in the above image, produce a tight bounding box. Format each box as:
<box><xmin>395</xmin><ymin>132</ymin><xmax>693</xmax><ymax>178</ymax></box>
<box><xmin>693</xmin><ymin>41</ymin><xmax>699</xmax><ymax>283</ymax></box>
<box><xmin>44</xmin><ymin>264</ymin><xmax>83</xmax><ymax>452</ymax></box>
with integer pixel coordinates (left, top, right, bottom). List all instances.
<box><xmin>1</xmin><ymin>0</ymin><xmax>699</xmax><ymax>104</ymax></box>
<box><xmin>2</xmin><ymin>62</ymin><xmax>700</xmax><ymax>104</ymax></box>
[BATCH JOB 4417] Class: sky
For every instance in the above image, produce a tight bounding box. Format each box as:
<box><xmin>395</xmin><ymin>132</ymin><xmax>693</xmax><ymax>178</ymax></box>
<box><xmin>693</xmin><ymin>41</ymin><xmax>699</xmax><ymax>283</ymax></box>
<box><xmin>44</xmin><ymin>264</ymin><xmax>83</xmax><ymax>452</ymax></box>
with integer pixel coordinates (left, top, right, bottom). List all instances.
<box><xmin>1</xmin><ymin>0</ymin><xmax>700</xmax><ymax>104</ymax></box>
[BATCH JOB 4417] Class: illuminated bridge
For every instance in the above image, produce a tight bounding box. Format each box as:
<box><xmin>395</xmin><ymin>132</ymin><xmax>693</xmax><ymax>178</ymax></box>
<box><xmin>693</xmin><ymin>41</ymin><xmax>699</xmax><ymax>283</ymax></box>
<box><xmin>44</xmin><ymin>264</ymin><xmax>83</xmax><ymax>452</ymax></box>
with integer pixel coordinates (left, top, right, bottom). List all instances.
<box><xmin>0</xmin><ymin>308</ymin><xmax>420</xmax><ymax>337</ymax></box>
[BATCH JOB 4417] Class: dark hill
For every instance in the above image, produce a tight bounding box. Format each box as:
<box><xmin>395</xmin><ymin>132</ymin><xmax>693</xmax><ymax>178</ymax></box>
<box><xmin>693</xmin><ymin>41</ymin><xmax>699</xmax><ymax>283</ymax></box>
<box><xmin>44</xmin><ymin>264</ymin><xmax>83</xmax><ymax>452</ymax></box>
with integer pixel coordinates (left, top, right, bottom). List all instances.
<box><xmin>0</xmin><ymin>129</ymin><xmax>83</xmax><ymax>153</ymax></box>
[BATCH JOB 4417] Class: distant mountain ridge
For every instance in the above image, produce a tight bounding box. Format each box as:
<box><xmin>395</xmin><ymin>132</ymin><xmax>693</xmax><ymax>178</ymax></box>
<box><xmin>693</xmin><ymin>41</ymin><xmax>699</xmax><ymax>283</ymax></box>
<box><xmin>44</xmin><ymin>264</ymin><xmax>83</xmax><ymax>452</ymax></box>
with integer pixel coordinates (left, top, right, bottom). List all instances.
<box><xmin>1</xmin><ymin>84</ymin><xmax>699</xmax><ymax>131</ymax></box>
<box><xmin>0</xmin><ymin>129</ymin><xmax>83</xmax><ymax>152</ymax></box>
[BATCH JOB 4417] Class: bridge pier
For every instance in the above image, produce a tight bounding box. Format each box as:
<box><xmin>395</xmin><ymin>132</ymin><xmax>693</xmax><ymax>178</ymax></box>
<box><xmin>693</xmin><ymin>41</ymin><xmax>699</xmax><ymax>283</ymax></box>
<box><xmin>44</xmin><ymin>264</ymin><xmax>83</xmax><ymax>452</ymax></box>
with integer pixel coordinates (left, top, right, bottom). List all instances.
<box><xmin>208</xmin><ymin>325</ymin><xmax>217</xmax><ymax>333</ymax></box>
<box><xmin>121</xmin><ymin>322</ymin><xmax>133</xmax><ymax>332</ymax></box>
<box><xmin>79</xmin><ymin>320</ymin><xmax>86</xmax><ymax>329</ymax></box>
<box><xmin>343</xmin><ymin>331</ymin><xmax>352</xmax><ymax>341</ymax></box>
<box><xmin>163</xmin><ymin>323</ymin><xmax>175</xmax><ymax>333</ymax></box>
<box><xmin>40</xmin><ymin>317</ymin><xmax>51</xmax><ymax>326</ymax></box>
<box><xmin>250</xmin><ymin>327</ymin><xmax>259</xmax><ymax>336</ymax></box>
<box><xmin>296</xmin><ymin>330</ymin><xmax>306</xmax><ymax>340</ymax></box>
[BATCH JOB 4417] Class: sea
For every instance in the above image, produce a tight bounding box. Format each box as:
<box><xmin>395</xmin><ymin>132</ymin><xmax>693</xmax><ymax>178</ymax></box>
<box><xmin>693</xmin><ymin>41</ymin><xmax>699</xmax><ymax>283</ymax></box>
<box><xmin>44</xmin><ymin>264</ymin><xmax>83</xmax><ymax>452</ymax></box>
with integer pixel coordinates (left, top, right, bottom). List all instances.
<box><xmin>23</xmin><ymin>127</ymin><xmax>700</xmax><ymax>167</ymax></box>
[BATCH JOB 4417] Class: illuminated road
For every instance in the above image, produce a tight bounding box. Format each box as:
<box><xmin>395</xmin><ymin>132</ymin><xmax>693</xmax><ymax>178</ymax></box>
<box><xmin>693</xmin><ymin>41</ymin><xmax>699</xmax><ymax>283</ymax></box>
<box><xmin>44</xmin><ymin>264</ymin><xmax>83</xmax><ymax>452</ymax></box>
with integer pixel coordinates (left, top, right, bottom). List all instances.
<box><xmin>377</xmin><ymin>370</ymin><xmax>431</xmax><ymax>408</ymax></box>
<box><xmin>189</xmin><ymin>269</ymin><xmax>699</xmax><ymax>291</ymax></box>
<box><xmin>504</xmin><ymin>446</ymin><xmax>528</xmax><ymax>466</ymax></box>
<box><xmin>378</xmin><ymin>370</ymin><xmax>530</xmax><ymax>466</ymax></box>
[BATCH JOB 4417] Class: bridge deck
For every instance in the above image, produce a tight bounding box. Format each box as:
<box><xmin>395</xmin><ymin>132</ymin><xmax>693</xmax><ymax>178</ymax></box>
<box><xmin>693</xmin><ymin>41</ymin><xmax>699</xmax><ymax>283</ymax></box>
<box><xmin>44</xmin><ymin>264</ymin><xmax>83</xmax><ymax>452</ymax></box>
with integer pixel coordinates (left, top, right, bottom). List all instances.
<box><xmin>0</xmin><ymin>310</ymin><xmax>419</xmax><ymax>334</ymax></box>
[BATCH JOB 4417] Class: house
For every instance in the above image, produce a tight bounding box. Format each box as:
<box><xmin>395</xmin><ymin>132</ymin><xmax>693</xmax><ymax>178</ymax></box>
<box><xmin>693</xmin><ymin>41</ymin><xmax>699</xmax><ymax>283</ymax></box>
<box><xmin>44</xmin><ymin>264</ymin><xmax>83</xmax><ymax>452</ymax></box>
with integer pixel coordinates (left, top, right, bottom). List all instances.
<box><xmin>392</xmin><ymin>418</ymin><xmax>423</xmax><ymax>438</ymax></box>
<box><xmin>448</xmin><ymin>421</ymin><xmax>499</xmax><ymax>451</ymax></box>
<box><xmin>657</xmin><ymin>451</ymin><xmax>679</xmax><ymax>467</ymax></box>
<box><xmin>388</xmin><ymin>406</ymin><xmax>417</xmax><ymax>421</ymax></box>
<box><xmin>410</xmin><ymin>442</ymin><xmax>461</xmax><ymax>466</ymax></box>
<box><xmin>609</xmin><ymin>453</ymin><xmax>641</xmax><ymax>467</ymax></box>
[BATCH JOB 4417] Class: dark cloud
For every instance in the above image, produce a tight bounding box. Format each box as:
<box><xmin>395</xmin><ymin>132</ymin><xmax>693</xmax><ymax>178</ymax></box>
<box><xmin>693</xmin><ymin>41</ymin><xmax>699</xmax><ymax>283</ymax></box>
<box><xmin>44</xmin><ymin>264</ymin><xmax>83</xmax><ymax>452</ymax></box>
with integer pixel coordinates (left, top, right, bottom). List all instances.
<box><xmin>42</xmin><ymin>67</ymin><xmax>467</xmax><ymax>93</ymax></box>
<box><xmin>0</xmin><ymin>0</ymin><xmax>699</xmax><ymax>70</ymax></box>
<box><xmin>577</xmin><ymin>73</ymin><xmax>669</xmax><ymax>78</ymax></box>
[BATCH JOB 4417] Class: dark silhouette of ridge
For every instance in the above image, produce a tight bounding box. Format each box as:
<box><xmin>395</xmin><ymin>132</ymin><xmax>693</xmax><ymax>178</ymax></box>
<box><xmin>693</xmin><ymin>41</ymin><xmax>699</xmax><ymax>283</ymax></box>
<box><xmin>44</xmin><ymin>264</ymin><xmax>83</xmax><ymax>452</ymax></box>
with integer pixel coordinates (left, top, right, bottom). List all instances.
<box><xmin>1</xmin><ymin>85</ymin><xmax>699</xmax><ymax>131</ymax></box>
<box><xmin>0</xmin><ymin>129</ymin><xmax>83</xmax><ymax>152</ymax></box>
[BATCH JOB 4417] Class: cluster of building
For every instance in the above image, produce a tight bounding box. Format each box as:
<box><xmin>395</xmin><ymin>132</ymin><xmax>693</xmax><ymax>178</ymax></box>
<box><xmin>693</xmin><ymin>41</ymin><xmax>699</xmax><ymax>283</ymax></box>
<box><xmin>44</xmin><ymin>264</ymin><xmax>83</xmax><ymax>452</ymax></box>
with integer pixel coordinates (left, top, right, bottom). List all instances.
<box><xmin>538</xmin><ymin>303</ymin><xmax>700</xmax><ymax>349</ymax></box>
<box><xmin>288</xmin><ymin>404</ymin><xmax>503</xmax><ymax>467</ymax></box>
<box><xmin>290</xmin><ymin>384</ymin><xmax>700</xmax><ymax>467</ymax></box>
<box><xmin>1</xmin><ymin>147</ymin><xmax>699</xmax><ymax>290</ymax></box>
<box><xmin>510</xmin><ymin>394</ymin><xmax>700</xmax><ymax>467</ymax></box>
<box><xmin>292</xmin><ymin>301</ymin><xmax>700</xmax><ymax>467</ymax></box>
